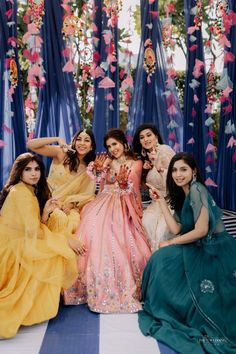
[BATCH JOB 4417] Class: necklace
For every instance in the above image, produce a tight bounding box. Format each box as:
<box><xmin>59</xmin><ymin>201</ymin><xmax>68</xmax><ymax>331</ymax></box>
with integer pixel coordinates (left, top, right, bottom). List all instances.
<box><xmin>116</xmin><ymin>155</ymin><xmax>127</xmax><ymax>164</ymax></box>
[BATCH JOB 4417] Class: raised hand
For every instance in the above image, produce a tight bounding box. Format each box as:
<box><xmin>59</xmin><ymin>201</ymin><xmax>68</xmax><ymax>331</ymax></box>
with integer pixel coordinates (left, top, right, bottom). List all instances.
<box><xmin>147</xmin><ymin>149</ymin><xmax>158</xmax><ymax>163</ymax></box>
<box><xmin>116</xmin><ymin>165</ymin><xmax>131</xmax><ymax>189</ymax></box>
<box><xmin>93</xmin><ymin>153</ymin><xmax>109</xmax><ymax>172</ymax></box>
<box><xmin>143</xmin><ymin>160</ymin><xmax>152</xmax><ymax>170</ymax></box>
<box><xmin>146</xmin><ymin>183</ymin><xmax>163</xmax><ymax>200</ymax></box>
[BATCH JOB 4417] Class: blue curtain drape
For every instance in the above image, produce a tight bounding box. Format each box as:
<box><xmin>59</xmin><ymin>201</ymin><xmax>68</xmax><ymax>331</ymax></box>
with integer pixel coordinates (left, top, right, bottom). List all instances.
<box><xmin>183</xmin><ymin>0</ymin><xmax>216</xmax><ymax>185</ymax></box>
<box><xmin>127</xmin><ymin>0</ymin><xmax>183</xmax><ymax>147</ymax></box>
<box><xmin>35</xmin><ymin>0</ymin><xmax>81</xmax><ymax>146</ymax></box>
<box><xmin>0</xmin><ymin>0</ymin><xmax>26</xmax><ymax>189</ymax></box>
<box><xmin>216</xmin><ymin>0</ymin><xmax>236</xmax><ymax>211</ymax></box>
<box><xmin>92</xmin><ymin>0</ymin><xmax>119</xmax><ymax>152</ymax></box>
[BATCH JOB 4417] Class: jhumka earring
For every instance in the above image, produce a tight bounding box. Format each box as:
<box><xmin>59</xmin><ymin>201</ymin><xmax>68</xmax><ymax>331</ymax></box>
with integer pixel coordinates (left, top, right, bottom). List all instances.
<box><xmin>141</xmin><ymin>148</ymin><xmax>147</xmax><ymax>157</ymax></box>
<box><xmin>192</xmin><ymin>173</ymin><xmax>197</xmax><ymax>183</ymax></box>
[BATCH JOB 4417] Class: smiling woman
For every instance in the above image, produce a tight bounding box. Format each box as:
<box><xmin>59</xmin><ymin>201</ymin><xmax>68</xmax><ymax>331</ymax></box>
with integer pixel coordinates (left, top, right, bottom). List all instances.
<box><xmin>63</xmin><ymin>128</ymin><xmax>151</xmax><ymax>312</ymax></box>
<box><xmin>0</xmin><ymin>153</ymin><xmax>78</xmax><ymax>338</ymax></box>
<box><xmin>27</xmin><ymin>129</ymin><xmax>96</xmax><ymax>247</ymax></box>
<box><xmin>139</xmin><ymin>152</ymin><xmax>236</xmax><ymax>354</ymax></box>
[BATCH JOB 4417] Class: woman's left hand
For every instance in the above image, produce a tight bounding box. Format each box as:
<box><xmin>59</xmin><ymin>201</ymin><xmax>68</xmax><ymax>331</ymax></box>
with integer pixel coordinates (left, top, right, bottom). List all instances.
<box><xmin>116</xmin><ymin>165</ymin><xmax>131</xmax><ymax>189</ymax></box>
<box><xmin>158</xmin><ymin>240</ymin><xmax>171</xmax><ymax>248</ymax></box>
<box><xmin>147</xmin><ymin>150</ymin><xmax>158</xmax><ymax>163</ymax></box>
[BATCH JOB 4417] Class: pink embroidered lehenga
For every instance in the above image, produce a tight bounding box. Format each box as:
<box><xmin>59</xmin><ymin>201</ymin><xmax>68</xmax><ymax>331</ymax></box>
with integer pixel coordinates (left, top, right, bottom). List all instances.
<box><xmin>63</xmin><ymin>159</ymin><xmax>151</xmax><ymax>313</ymax></box>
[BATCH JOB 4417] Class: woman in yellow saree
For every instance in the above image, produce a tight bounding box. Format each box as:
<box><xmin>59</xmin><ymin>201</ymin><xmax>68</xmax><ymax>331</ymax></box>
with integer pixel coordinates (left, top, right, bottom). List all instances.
<box><xmin>0</xmin><ymin>153</ymin><xmax>78</xmax><ymax>338</ymax></box>
<box><xmin>27</xmin><ymin>129</ymin><xmax>96</xmax><ymax>250</ymax></box>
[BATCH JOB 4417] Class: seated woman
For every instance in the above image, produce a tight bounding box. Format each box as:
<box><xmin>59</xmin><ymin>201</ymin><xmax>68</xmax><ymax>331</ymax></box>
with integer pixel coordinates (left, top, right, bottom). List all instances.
<box><xmin>133</xmin><ymin>123</ymin><xmax>175</xmax><ymax>251</ymax></box>
<box><xmin>63</xmin><ymin>128</ymin><xmax>151</xmax><ymax>313</ymax></box>
<box><xmin>138</xmin><ymin>152</ymin><xmax>236</xmax><ymax>353</ymax></box>
<box><xmin>27</xmin><ymin>129</ymin><xmax>96</xmax><ymax>245</ymax></box>
<box><xmin>0</xmin><ymin>153</ymin><xmax>78</xmax><ymax>339</ymax></box>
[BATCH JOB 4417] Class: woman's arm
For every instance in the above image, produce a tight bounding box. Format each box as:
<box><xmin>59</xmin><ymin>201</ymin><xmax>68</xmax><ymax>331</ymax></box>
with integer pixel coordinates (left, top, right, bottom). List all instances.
<box><xmin>160</xmin><ymin>206</ymin><xmax>209</xmax><ymax>247</ymax></box>
<box><xmin>148</xmin><ymin>185</ymin><xmax>181</xmax><ymax>235</ymax></box>
<box><xmin>27</xmin><ymin>137</ymin><xmax>66</xmax><ymax>161</ymax></box>
<box><xmin>158</xmin><ymin>198</ymin><xmax>181</xmax><ymax>235</ymax></box>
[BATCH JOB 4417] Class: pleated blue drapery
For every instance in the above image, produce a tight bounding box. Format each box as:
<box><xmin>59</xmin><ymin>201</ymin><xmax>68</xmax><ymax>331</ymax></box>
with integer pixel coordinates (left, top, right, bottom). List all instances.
<box><xmin>183</xmin><ymin>0</ymin><xmax>215</xmax><ymax>184</ymax></box>
<box><xmin>216</xmin><ymin>0</ymin><xmax>236</xmax><ymax>211</ymax></box>
<box><xmin>127</xmin><ymin>0</ymin><xmax>183</xmax><ymax>147</ymax></box>
<box><xmin>0</xmin><ymin>0</ymin><xmax>26</xmax><ymax>189</ymax></box>
<box><xmin>92</xmin><ymin>0</ymin><xmax>119</xmax><ymax>152</ymax></box>
<box><xmin>35</xmin><ymin>0</ymin><xmax>81</xmax><ymax>147</ymax></box>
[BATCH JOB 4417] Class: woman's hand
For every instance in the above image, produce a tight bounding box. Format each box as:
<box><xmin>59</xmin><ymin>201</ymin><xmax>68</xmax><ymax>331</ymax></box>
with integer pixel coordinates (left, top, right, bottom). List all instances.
<box><xmin>61</xmin><ymin>202</ymin><xmax>74</xmax><ymax>215</ymax></box>
<box><xmin>147</xmin><ymin>150</ymin><xmax>158</xmax><ymax>163</ymax></box>
<box><xmin>158</xmin><ymin>239</ymin><xmax>172</xmax><ymax>248</ymax></box>
<box><xmin>146</xmin><ymin>184</ymin><xmax>164</xmax><ymax>201</ymax></box>
<box><xmin>93</xmin><ymin>153</ymin><xmax>110</xmax><ymax>172</ymax></box>
<box><xmin>68</xmin><ymin>238</ymin><xmax>87</xmax><ymax>255</ymax></box>
<box><xmin>116</xmin><ymin>165</ymin><xmax>131</xmax><ymax>189</ymax></box>
<box><xmin>147</xmin><ymin>148</ymin><xmax>164</xmax><ymax>172</ymax></box>
<box><xmin>143</xmin><ymin>160</ymin><xmax>152</xmax><ymax>170</ymax></box>
<box><xmin>42</xmin><ymin>198</ymin><xmax>59</xmax><ymax>223</ymax></box>
<box><xmin>44</xmin><ymin>198</ymin><xmax>60</xmax><ymax>213</ymax></box>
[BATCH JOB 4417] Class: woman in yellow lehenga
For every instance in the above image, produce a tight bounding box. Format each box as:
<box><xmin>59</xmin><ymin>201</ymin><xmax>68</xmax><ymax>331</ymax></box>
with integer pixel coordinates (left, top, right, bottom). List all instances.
<box><xmin>0</xmin><ymin>153</ymin><xmax>78</xmax><ymax>338</ymax></box>
<box><xmin>27</xmin><ymin>129</ymin><xmax>96</xmax><ymax>250</ymax></box>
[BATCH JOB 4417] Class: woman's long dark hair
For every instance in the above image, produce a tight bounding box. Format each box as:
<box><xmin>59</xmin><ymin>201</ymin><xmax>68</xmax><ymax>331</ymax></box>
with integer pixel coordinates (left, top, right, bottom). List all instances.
<box><xmin>104</xmin><ymin>128</ymin><xmax>136</xmax><ymax>159</ymax></box>
<box><xmin>166</xmin><ymin>152</ymin><xmax>205</xmax><ymax>211</ymax></box>
<box><xmin>63</xmin><ymin>129</ymin><xmax>96</xmax><ymax>172</ymax></box>
<box><xmin>0</xmin><ymin>153</ymin><xmax>51</xmax><ymax>215</ymax></box>
<box><xmin>132</xmin><ymin>123</ymin><xmax>164</xmax><ymax>159</ymax></box>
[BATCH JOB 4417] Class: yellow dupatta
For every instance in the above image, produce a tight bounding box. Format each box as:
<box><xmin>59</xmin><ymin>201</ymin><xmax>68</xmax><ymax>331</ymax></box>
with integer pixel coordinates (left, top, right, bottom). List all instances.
<box><xmin>47</xmin><ymin>161</ymin><xmax>95</xmax><ymax>236</ymax></box>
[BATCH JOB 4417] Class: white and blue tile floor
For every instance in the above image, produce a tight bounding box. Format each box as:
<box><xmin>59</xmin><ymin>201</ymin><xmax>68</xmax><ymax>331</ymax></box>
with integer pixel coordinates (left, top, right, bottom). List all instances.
<box><xmin>0</xmin><ymin>305</ymin><xmax>177</xmax><ymax>354</ymax></box>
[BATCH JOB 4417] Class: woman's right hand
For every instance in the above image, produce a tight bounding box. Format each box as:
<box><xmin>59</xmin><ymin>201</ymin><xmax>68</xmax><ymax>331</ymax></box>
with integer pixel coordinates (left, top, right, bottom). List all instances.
<box><xmin>44</xmin><ymin>198</ymin><xmax>60</xmax><ymax>214</ymax></box>
<box><xmin>68</xmin><ymin>238</ymin><xmax>87</xmax><ymax>255</ymax></box>
<box><xmin>146</xmin><ymin>184</ymin><xmax>163</xmax><ymax>201</ymax></box>
<box><xmin>93</xmin><ymin>153</ymin><xmax>110</xmax><ymax>172</ymax></box>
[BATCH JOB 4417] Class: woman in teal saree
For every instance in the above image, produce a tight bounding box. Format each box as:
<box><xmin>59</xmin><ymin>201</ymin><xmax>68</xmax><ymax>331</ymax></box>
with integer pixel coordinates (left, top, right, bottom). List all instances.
<box><xmin>138</xmin><ymin>152</ymin><xmax>236</xmax><ymax>354</ymax></box>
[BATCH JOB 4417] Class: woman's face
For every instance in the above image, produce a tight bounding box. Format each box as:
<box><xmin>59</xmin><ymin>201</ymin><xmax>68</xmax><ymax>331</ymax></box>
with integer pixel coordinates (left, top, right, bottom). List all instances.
<box><xmin>21</xmin><ymin>160</ymin><xmax>41</xmax><ymax>186</ymax></box>
<box><xmin>139</xmin><ymin>129</ymin><xmax>157</xmax><ymax>151</ymax></box>
<box><xmin>75</xmin><ymin>131</ymin><xmax>92</xmax><ymax>157</ymax></box>
<box><xmin>171</xmin><ymin>159</ymin><xmax>194</xmax><ymax>191</ymax></box>
<box><xmin>106</xmin><ymin>138</ymin><xmax>124</xmax><ymax>159</ymax></box>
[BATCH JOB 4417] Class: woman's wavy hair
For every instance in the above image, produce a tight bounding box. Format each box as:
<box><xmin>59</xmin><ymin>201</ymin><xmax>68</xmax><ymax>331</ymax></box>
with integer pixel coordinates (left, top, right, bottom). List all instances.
<box><xmin>132</xmin><ymin>123</ymin><xmax>164</xmax><ymax>160</ymax></box>
<box><xmin>0</xmin><ymin>153</ymin><xmax>51</xmax><ymax>214</ymax></box>
<box><xmin>166</xmin><ymin>152</ymin><xmax>204</xmax><ymax>211</ymax></box>
<box><xmin>63</xmin><ymin>129</ymin><xmax>96</xmax><ymax>172</ymax></box>
<box><xmin>104</xmin><ymin>128</ymin><xmax>135</xmax><ymax>159</ymax></box>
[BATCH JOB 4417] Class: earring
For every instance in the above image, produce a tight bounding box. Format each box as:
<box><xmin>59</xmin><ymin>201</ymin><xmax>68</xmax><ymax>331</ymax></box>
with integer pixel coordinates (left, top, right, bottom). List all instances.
<box><xmin>141</xmin><ymin>148</ymin><xmax>146</xmax><ymax>157</ymax></box>
<box><xmin>192</xmin><ymin>173</ymin><xmax>197</xmax><ymax>183</ymax></box>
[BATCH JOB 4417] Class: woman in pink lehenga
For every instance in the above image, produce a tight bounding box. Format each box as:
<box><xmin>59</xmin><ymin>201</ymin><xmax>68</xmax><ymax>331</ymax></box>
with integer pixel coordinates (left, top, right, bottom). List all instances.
<box><xmin>63</xmin><ymin>129</ymin><xmax>151</xmax><ymax>313</ymax></box>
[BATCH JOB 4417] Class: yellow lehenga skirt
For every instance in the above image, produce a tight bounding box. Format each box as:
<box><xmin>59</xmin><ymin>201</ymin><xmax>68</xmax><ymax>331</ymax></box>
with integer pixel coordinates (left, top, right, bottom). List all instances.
<box><xmin>0</xmin><ymin>182</ymin><xmax>77</xmax><ymax>338</ymax></box>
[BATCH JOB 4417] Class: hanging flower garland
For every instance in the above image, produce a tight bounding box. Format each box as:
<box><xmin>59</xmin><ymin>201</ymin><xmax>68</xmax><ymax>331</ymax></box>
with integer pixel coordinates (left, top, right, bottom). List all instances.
<box><xmin>1</xmin><ymin>0</ymin><xmax>18</xmax><ymax>147</ymax></box>
<box><xmin>61</xmin><ymin>1</ymin><xmax>94</xmax><ymax>125</ymax></box>
<box><xmin>185</xmin><ymin>0</ymin><xmax>219</xmax><ymax>186</ymax></box>
<box><xmin>22</xmin><ymin>0</ymin><xmax>45</xmax><ymax>138</ymax></box>
<box><xmin>160</xmin><ymin>2</ymin><xmax>181</xmax><ymax>152</ymax></box>
<box><xmin>215</xmin><ymin>0</ymin><xmax>236</xmax><ymax>162</ymax></box>
<box><xmin>119</xmin><ymin>6</ymin><xmax>134</xmax><ymax>115</ymax></box>
<box><xmin>91</xmin><ymin>0</ymin><xmax>121</xmax><ymax>112</ymax></box>
<box><xmin>5</xmin><ymin>1</ymin><xmax>18</xmax><ymax>100</ymax></box>
<box><xmin>142</xmin><ymin>0</ymin><xmax>157</xmax><ymax>84</ymax></box>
